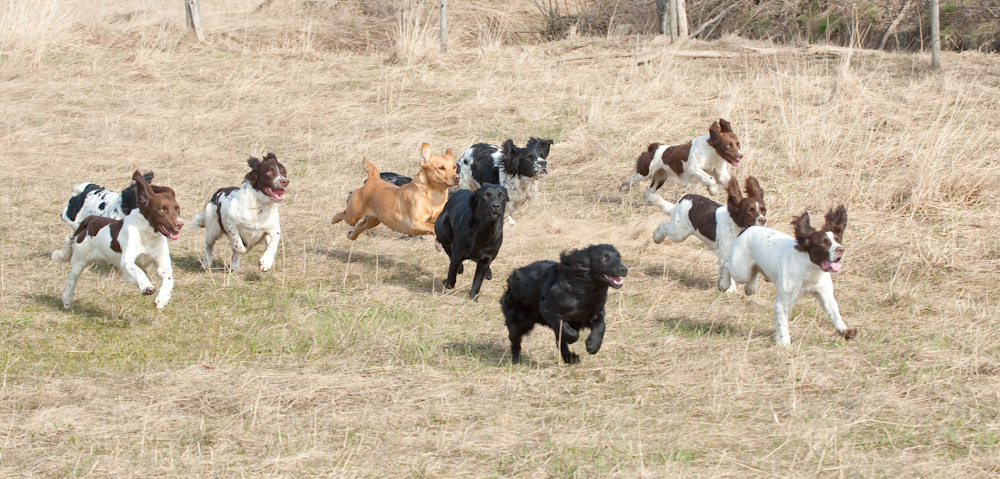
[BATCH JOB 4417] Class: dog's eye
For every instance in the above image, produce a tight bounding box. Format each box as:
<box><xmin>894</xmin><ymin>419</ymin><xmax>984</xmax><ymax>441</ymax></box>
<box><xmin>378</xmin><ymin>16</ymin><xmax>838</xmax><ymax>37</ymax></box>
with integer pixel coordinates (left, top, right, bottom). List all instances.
<box><xmin>602</xmin><ymin>255</ymin><xmax>609</xmax><ymax>263</ymax></box>
<box><xmin>439</xmin><ymin>166</ymin><xmax>445</xmax><ymax>170</ymax></box>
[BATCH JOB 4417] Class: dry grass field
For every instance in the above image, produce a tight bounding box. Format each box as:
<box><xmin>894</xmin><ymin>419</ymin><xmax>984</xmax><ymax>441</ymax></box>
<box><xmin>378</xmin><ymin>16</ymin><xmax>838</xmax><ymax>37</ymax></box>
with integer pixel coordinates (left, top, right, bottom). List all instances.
<box><xmin>2</xmin><ymin>0</ymin><xmax>1000</xmax><ymax>477</ymax></box>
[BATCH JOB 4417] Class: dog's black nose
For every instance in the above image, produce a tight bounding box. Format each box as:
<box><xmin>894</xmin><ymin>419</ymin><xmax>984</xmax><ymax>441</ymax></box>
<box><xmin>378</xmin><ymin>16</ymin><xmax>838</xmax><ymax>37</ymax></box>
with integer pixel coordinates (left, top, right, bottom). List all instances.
<box><xmin>619</xmin><ymin>265</ymin><xmax>628</xmax><ymax>276</ymax></box>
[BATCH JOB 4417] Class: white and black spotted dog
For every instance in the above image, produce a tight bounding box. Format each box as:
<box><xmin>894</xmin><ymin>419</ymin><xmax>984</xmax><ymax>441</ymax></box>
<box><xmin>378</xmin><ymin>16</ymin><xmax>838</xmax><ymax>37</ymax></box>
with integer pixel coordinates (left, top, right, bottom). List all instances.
<box><xmin>59</xmin><ymin>172</ymin><xmax>155</xmax><ymax>230</ymax></box>
<box><xmin>192</xmin><ymin>153</ymin><xmax>289</xmax><ymax>272</ymax></box>
<box><xmin>457</xmin><ymin>138</ymin><xmax>552</xmax><ymax>224</ymax></box>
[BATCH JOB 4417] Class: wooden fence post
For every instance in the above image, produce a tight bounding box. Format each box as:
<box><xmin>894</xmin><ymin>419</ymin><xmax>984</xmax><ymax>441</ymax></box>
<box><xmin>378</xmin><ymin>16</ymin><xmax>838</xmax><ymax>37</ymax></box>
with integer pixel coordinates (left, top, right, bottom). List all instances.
<box><xmin>676</xmin><ymin>0</ymin><xmax>688</xmax><ymax>40</ymax></box>
<box><xmin>185</xmin><ymin>0</ymin><xmax>204</xmax><ymax>41</ymax></box>
<box><xmin>440</xmin><ymin>0</ymin><xmax>448</xmax><ymax>53</ymax></box>
<box><xmin>930</xmin><ymin>0</ymin><xmax>941</xmax><ymax>68</ymax></box>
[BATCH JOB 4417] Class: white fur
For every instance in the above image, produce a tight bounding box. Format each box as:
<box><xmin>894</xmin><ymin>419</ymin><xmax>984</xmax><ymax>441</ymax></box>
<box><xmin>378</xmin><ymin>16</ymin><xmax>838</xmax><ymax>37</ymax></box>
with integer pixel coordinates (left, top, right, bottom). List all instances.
<box><xmin>652</xmin><ymin>198</ymin><xmax>744</xmax><ymax>293</ymax></box>
<box><xmin>621</xmin><ymin>135</ymin><xmax>738</xmax><ymax>213</ymax></box>
<box><xmin>458</xmin><ymin>146</ymin><xmax>544</xmax><ymax>225</ymax></box>
<box><xmin>722</xmin><ymin>227</ymin><xmax>850</xmax><ymax>346</ymax></box>
<box><xmin>61</xmin><ymin>184</ymin><xmax>125</xmax><ymax>229</ymax></box>
<box><xmin>192</xmin><ymin>181</ymin><xmax>282</xmax><ymax>272</ymax></box>
<box><xmin>51</xmin><ymin>210</ymin><xmax>176</xmax><ymax>310</ymax></box>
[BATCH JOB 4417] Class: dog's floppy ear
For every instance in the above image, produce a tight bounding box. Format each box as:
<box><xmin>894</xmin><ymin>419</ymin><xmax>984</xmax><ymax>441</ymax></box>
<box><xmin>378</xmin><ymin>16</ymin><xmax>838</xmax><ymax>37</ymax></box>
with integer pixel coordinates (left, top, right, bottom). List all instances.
<box><xmin>719</xmin><ymin>118</ymin><xmax>733</xmax><ymax>133</ymax></box>
<box><xmin>444</xmin><ymin>147</ymin><xmax>453</xmax><ymax>158</ymax></box>
<box><xmin>708</xmin><ymin>121</ymin><xmax>722</xmax><ymax>144</ymax></box>
<box><xmin>500</xmin><ymin>139</ymin><xmax>518</xmax><ymax>172</ymax></box>
<box><xmin>744</xmin><ymin>176</ymin><xmax>763</xmax><ymax>199</ymax></box>
<box><xmin>419</xmin><ymin>143</ymin><xmax>432</xmax><ymax>167</ymax></box>
<box><xmin>823</xmin><ymin>204</ymin><xmax>848</xmax><ymax>242</ymax></box>
<box><xmin>132</xmin><ymin>170</ymin><xmax>154</xmax><ymax>209</ymax></box>
<box><xmin>467</xmin><ymin>188</ymin><xmax>479</xmax><ymax>211</ymax></box>
<box><xmin>792</xmin><ymin>211</ymin><xmax>816</xmax><ymax>250</ymax></box>
<box><xmin>245</xmin><ymin>156</ymin><xmax>262</xmax><ymax>184</ymax></box>
<box><xmin>501</xmin><ymin>139</ymin><xmax>515</xmax><ymax>155</ymax></box>
<box><xmin>559</xmin><ymin>247</ymin><xmax>591</xmax><ymax>274</ymax></box>
<box><xmin>263</xmin><ymin>152</ymin><xmax>277</xmax><ymax>162</ymax></box>
<box><xmin>726</xmin><ymin>177</ymin><xmax>743</xmax><ymax>218</ymax></box>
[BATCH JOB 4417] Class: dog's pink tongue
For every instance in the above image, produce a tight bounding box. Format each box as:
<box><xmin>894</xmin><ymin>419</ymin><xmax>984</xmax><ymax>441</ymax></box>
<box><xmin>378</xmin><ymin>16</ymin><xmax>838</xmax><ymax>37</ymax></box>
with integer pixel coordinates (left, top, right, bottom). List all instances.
<box><xmin>823</xmin><ymin>261</ymin><xmax>842</xmax><ymax>272</ymax></box>
<box><xmin>607</xmin><ymin>275</ymin><xmax>623</xmax><ymax>286</ymax></box>
<box><xmin>168</xmin><ymin>230</ymin><xmax>180</xmax><ymax>240</ymax></box>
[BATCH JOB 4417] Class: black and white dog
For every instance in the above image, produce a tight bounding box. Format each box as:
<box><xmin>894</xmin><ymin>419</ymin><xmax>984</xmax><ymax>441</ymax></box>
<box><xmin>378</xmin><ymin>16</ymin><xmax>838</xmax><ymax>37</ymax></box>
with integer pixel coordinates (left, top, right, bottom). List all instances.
<box><xmin>192</xmin><ymin>154</ymin><xmax>288</xmax><ymax>272</ymax></box>
<box><xmin>501</xmin><ymin>244</ymin><xmax>627</xmax><ymax>364</ymax></box>
<box><xmin>457</xmin><ymin>138</ymin><xmax>552</xmax><ymax>224</ymax></box>
<box><xmin>435</xmin><ymin>184</ymin><xmax>508</xmax><ymax>299</ymax></box>
<box><xmin>60</xmin><ymin>172</ymin><xmax>155</xmax><ymax>230</ymax></box>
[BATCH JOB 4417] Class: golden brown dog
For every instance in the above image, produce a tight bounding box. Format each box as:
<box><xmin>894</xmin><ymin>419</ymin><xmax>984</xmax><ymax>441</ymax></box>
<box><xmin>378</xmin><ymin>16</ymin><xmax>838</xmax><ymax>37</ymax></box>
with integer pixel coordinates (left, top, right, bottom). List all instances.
<box><xmin>332</xmin><ymin>143</ymin><xmax>459</xmax><ymax>240</ymax></box>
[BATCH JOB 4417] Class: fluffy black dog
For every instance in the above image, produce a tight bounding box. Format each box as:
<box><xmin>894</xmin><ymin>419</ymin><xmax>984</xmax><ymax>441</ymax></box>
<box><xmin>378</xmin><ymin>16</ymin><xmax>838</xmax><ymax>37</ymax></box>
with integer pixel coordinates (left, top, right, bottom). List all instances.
<box><xmin>501</xmin><ymin>244</ymin><xmax>627</xmax><ymax>364</ymax></box>
<box><xmin>434</xmin><ymin>184</ymin><xmax>508</xmax><ymax>298</ymax></box>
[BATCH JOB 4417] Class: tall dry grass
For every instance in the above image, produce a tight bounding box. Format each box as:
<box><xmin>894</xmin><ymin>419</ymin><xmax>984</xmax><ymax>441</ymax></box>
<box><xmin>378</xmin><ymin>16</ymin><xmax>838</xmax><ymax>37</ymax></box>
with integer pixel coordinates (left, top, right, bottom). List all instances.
<box><xmin>0</xmin><ymin>0</ymin><xmax>74</xmax><ymax>65</ymax></box>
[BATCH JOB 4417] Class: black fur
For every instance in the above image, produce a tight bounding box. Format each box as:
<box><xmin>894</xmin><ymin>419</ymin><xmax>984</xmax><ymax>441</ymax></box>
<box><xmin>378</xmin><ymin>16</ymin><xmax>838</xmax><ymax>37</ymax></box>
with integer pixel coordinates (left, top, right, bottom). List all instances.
<box><xmin>63</xmin><ymin>183</ymin><xmax>105</xmax><ymax>223</ymax></box>
<box><xmin>500</xmin><ymin>244</ymin><xmax>627</xmax><ymax>364</ymax></box>
<box><xmin>463</xmin><ymin>137</ymin><xmax>552</xmax><ymax>187</ymax></box>
<box><xmin>434</xmin><ymin>184</ymin><xmax>508</xmax><ymax>298</ymax></box>
<box><xmin>378</xmin><ymin>172</ymin><xmax>412</xmax><ymax>187</ymax></box>
<box><xmin>120</xmin><ymin>171</ymin><xmax>155</xmax><ymax>215</ymax></box>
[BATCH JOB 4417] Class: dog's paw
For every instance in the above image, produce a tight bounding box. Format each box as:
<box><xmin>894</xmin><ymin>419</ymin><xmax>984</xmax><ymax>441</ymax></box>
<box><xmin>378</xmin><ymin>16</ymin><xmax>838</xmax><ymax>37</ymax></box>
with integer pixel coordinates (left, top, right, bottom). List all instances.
<box><xmin>652</xmin><ymin>229</ymin><xmax>667</xmax><ymax>244</ymax></box>
<box><xmin>259</xmin><ymin>260</ymin><xmax>272</xmax><ymax>272</ymax></box>
<box><xmin>141</xmin><ymin>286</ymin><xmax>157</xmax><ymax>296</ymax></box>
<box><xmin>841</xmin><ymin>328</ymin><xmax>858</xmax><ymax>340</ymax></box>
<box><xmin>585</xmin><ymin>340</ymin><xmax>602</xmax><ymax>355</ymax></box>
<box><xmin>563</xmin><ymin>352</ymin><xmax>580</xmax><ymax>364</ymax></box>
<box><xmin>485</xmin><ymin>267</ymin><xmax>492</xmax><ymax>280</ymax></box>
<box><xmin>233</xmin><ymin>242</ymin><xmax>247</xmax><ymax>254</ymax></box>
<box><xmin>154</xmin><ymin>298</ymin><xmax>168</xmax><ymax>310</ymax></box>
<box><xmin>457</xmin><ymin>264</ymin><xmax>464</xmax><ymax>275</ymax></box>
<box><xmin>442</xmin><ymin>279</ymin><xmax>455</xmax><ymax>289</ymax></box>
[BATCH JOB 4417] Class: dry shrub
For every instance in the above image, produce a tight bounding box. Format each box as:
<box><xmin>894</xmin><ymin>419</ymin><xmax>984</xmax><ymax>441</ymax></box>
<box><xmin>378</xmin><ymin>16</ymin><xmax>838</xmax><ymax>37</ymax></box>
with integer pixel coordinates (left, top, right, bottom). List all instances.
<box><xmin>386</xmin><ymin>4</ymin><xmax>441</xmax><ymax>64</ymax></box>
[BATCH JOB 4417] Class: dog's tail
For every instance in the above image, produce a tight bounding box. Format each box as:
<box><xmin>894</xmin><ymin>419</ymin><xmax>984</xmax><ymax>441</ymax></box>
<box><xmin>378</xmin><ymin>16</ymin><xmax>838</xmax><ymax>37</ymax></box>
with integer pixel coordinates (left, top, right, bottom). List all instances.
<box><xmin>51</xmin><ymin>235</ymin><xmax>73</xmax><ymax>263</ymax></box>
<box><xmin>646</xmin><ymin>193</ymin><xmax>675</xmax><ymax>215</ymax></box>
<box><xmin>362</xmin><ymin>157</ymin><xmax>380</xmax><ymax>183</ymax></box>
<box><xmin>120</xmin><ymin>171</ymin><xmax>155</xmax><ymax>215</ymax></box>
<box><xmin>192</xmin><ymin>211</ymin><xmax>206</xmax><ymax>229</ymax></box>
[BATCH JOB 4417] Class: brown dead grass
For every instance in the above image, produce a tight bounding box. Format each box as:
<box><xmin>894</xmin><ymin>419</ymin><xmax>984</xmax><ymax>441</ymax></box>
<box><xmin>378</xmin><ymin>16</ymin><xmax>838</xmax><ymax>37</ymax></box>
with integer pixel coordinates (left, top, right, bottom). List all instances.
<box><xmin>1</xmin><ymin>0</ymin><xmax>1000</xmax><ymax>477</ymax></box>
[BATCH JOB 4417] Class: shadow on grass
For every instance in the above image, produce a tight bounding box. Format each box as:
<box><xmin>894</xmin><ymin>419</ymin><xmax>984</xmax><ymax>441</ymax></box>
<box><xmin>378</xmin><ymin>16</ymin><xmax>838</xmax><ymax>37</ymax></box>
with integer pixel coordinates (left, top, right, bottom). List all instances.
<box><xmin>644</xmin><ymin>263</ymin><xmax>714</xmax><ymax>290</ymax></box>
<box><xmin>313</xmin><ymin>247</ymin><xmax>435</xmax><ymax>293</ymax></box>
<box><xmin>173</xmin><ymin>254</ymin><xmax>272</xmax><ymax>283</ymax></box>
<box><xmin>172</xmin><ymin>255</ymin><xmax>208</xmax><ymax>273</ymax></box>
<box><xmin>443</xmin><ymin>340</ymin><xmax>550</xmax><ymax>368</ymax></box>
<box><xmin>32</xmin><ymin>294</ymin><xmax>136</xmax><ymax>328</ymax></box>
<box><xmin>656</xmin><ymin>315</ymin><xmax>747</xmax><ymax>339</ymax></box>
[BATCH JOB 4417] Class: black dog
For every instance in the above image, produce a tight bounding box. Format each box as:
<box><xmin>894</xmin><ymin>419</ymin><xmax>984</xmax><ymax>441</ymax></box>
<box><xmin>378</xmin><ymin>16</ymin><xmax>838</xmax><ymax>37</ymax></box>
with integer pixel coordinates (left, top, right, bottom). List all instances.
<box><xmin>434</xmin><ymin>184</ymin><xmax>508</xmax><ymax>298</ymax></box>
<box><xmin>500</xmin><ymin>244</ymin><xmax>627</xmax><ymax>364</ymax></box>
<box><xmin>377</xmin><ymin>172</ymin><xmax>412</xmax><ymax>187</ymax></box>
